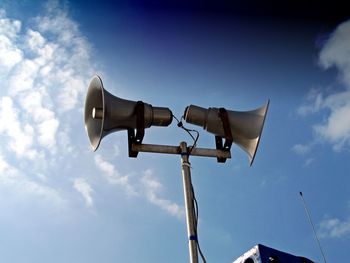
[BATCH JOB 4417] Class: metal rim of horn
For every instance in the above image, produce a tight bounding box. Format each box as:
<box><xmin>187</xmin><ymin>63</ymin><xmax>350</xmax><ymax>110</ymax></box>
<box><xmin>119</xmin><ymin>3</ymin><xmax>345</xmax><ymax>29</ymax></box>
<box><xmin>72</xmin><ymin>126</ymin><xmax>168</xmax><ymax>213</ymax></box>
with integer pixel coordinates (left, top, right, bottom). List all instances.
<box><xmin>84</xmin><ymin>75</ymin><xmax>105</xmax><ymax>151</ymax></box>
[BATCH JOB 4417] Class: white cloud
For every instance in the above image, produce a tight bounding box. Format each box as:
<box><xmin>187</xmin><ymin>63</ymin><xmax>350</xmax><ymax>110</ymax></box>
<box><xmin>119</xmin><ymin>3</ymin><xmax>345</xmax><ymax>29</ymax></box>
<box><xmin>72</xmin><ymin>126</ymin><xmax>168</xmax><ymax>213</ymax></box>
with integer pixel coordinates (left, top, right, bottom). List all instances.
<box><xmin>0</xmin><ymin>5</ymin><xmax>95</xmax><ymax>151</ymax></box>
<box><xmin>57</xmin><ymin>126</ymin><xmax>74</xmax><ymax>154</ymax></box>
<box><xmin>18</xmin><ymin>89</ymin><xmax>59</xmax><ymax>152</ymax></box>
<box><xmin>0</xmin><ymin>10</ymin><xmax>23</xmax><ymax>75</ymax></box>
<box><xmin>37</xmin><ymin>118</ymin><xmax>60</xmax><ymax>150</ymax></box>
<box><xmin>93</xmin><ymin>155</ymin><xmax>184</xmax><ymax>219</ymax></box>
<box><xmin>94</xmin><ymin>154</ymin><xmax>137</xmax><ymax>196</ymax></box>
<box><xmin>1</xmin><ymin>1</ymin><xmax>94</xmax><ymax>155</ymax></box>
<box><xmin>297</xmin><ymin>88</ymin><xmax>324</xmax><ymax>116</ymax></box>
<box><xmin>8</xmin><ymin>59</ymin><xmax>39</xmax><ymax>95</ymax></box>
<box><xmin>291</xmin><ymin>143</ymin><xmax>311</xmax><ymax>155</ymax></box>
<box><xmin>32</xmin><ymin>2</ymin><xmax>93</xmax><ymax>112</ymax></box>
<box><xmin>0</xmin><ymin>96</ymin><xmax>38</xmax><ymax>159</ymax></box>
<box><xmin>319</xmin><ymin>217</ymin><xmax>350</xmax><ymax>238</ymax></box>
<box><xmin>297</xmin><ymin>19</ymin><xmax>350</xmax><ymax>151</ymax></box>
<box><xmin>0</xmin><ymin>9</ymin><xmax>21</xmax><ymax>38</ymax></box>
<box><xmin>0</xmin><ymin>2</ymin><xmax>97</xmax><ymax>209</ymax></box>
<box><xmin>0</xmin><ymin>153</ymin><xmax>16</xmax><ymax>175</ymax></box>
<box><xmin>0</xmin><ymin>154</ymin><xmax>64</xmax><ymax>206</ymax></box>
<box><xmin>141</xmin><ymin>169</ymin><xmax>185</xmax><ymax>220</ymax></box>
<box><xmin>319</xmin><ymin>21</ymin><xmax>350</xmax><ymax>85</ymax></box>
<box><xmin>73</xmin><ymin>178</ymin><xmax>94</xmax><ymax>208</ymax></box>
<box><xmin>1</xmin><ymin>2</ymin><xmax>182</xmax><ymax>219</ymax></box>
<box><xmin>27</xmin><ymin>29</ymin><xmax>46</xmax><ymax>51</ymax></box>
<box><xmin>0</xmin><ymin>34</ymin><xmax>23</xmax><ymax>71</ymax></box>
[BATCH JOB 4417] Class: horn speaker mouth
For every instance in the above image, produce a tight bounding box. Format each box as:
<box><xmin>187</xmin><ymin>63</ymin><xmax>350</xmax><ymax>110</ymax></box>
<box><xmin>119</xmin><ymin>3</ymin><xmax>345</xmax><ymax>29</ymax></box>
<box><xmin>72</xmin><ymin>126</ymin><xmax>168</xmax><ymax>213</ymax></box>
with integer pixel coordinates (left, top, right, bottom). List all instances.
<box><xmin>248</xmin><ymin>99</ymin><xmax>269</xmax><ymax>166</ymax></box>
<box><xmin>84</xmin><ymin>75</ymin><xmax>105</xmax><ymax>151</ymax></box>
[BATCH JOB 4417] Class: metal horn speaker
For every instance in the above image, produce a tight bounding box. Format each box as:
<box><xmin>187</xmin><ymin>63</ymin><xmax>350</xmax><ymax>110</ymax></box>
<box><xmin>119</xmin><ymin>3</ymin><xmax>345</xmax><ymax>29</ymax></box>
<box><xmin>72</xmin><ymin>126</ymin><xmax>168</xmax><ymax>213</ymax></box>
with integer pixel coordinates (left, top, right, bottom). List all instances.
<box><xmin>184</xmin><ymin>100</ymin><xmax>269</xmax><ymax>165</ymax></box>
<box><xmin>84</xmin><ymin>75</ymin><xmax>173</xmax><ymax>151</ymax></box>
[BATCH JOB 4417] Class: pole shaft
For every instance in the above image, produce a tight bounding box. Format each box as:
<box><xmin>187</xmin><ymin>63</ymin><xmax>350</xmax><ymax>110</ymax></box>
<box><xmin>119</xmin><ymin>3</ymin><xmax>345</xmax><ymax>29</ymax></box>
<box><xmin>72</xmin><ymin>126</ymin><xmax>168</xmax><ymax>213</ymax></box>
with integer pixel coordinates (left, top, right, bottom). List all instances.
<box><xmin>180</xmin><ymin>141</ymin><xmax>199</xmax><ymax>263</ymax></box>
<box><xmin>299</xmin><ymin>192</ymin><xmax>327</xmax><ymax>263</ymax></box>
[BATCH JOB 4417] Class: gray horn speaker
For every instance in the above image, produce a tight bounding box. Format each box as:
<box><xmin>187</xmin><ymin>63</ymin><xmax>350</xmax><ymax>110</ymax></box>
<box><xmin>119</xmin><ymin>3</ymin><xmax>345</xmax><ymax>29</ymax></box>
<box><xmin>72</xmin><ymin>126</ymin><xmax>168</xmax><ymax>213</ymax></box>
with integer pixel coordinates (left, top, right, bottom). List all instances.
<box><xmin>184</xmin><ymin>101</ymin><xmax>269</xmax><ymax>165</ymax></box>
<box><xmin>84</xmin><ymin>75</ymin><xmax>173</xmax><ymax>151</ymax></box>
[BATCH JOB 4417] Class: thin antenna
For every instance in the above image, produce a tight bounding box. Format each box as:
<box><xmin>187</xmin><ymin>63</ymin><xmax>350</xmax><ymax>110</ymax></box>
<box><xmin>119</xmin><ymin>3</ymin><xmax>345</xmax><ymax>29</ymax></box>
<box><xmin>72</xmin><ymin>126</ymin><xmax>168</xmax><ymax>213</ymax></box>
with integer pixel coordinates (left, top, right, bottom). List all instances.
<box><xmin>299</xmin><ymin>191</ymin><xmax>327</xmax><ymax>263</ymax></box>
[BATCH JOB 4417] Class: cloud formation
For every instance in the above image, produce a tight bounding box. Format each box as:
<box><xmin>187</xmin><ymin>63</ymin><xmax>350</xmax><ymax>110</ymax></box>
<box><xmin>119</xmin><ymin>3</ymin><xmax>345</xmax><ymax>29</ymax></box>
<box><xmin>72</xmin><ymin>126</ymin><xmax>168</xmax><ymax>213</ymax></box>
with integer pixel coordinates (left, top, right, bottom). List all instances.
<box><xmin>0</xmin><ymin>2</ymin><xmax>94</xmax><ymax>156</ymax></box>
<box><xmin>0</xmin><ymin>154</ymin><xmax>64</xmax><ymax>205</ymax></box>
<box><xmin>142</xmin><ymin>169</ymin><xmax>185</xmax><ymax>219</ymax></box>
<box><xmin>0</xmin><ymin>2</ymin><xmax>95</xmax><ymax>207</ymax></box>
<box><xmin>291</xmin><ymin>143</ymin><xmax>311</xmax><ymax>155</ymax></box>
<box><xmin>94</xmin><ymin>155</ymin><xmax>185</xmax><ymax>219</ymax></box>
<box><xmin>0</xmin><ymin>96</ymin><xmax>38</xmax><ymax>159</ymax></box>
<box><xmin>0</xmin><ymin>2</ymin><xmax>183</xmax><ymax>217</ymax></box>
<box><xmin>0</xmin><ymin>9</ymin><xmax>22</xmax><ymax>71</ymax></box>
<box><xmin>295</xmin><ymin>20</ymin><xmax>350</xmax><ymax>239</ymax></box>
<box><xmin>73</xmin><ymin>178</ymin><xmax>94</xmax><ymax>208</ymax></box>
<box><xmin>319</xmin><ymin>216</ymin><xmax>350</xmax><ymax>238</ymax></box>
<box><xmin>297</xmin><ymin>19</ymin><xmax>350</xmax><ymax>151</ymax></box>
<box><xmin>94</xmin><ymin>154</ymin><xmax>137</xmax><ymax>196</ymax></box>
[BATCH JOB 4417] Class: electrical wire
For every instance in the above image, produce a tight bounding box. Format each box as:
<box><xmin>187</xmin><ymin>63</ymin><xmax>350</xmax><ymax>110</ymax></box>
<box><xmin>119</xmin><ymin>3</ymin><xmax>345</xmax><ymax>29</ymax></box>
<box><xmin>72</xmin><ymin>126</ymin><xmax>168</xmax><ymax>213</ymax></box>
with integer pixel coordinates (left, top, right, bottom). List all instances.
<box><xmin>192</xmin><ymin>184</ymin><xmax>207</xmax><ymax>263</ymax></box>
<box><xmin>172</xmin><ymin>114</ymin><xmax>199</xmax><ymax>155</ymax></box>
<box><xmin>173</xmin><ymin>113</ymin><xmax>207</xmax><ymax>263</ymax></box>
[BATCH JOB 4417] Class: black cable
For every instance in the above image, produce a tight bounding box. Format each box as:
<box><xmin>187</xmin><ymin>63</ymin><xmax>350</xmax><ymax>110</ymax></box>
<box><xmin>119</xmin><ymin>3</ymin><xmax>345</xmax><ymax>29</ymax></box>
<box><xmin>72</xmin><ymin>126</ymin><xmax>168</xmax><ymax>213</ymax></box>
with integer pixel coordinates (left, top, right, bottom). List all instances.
<box><xmin>191</xmin><ymin>184</ymin><xmax>207</xmax><ymax>263</ymax></box>
<box><xmin>187</xmin><ymin>126</ymin><xmax>199</xmax><ymax>155</ymax></box>
<box><xmin>172</xmin><ymin>114</ymin><xmax>199</xmax><ymax>155</ymax></box>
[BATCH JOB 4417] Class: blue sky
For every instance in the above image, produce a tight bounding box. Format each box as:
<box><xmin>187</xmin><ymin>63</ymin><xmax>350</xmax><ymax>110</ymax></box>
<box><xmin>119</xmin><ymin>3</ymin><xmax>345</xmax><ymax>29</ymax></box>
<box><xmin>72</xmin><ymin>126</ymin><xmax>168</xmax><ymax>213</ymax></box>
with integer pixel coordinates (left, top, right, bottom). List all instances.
<box><xmin>0</xmin><ymin>1</ymin><xmax>350</xmax><ymax>262</ymax></box>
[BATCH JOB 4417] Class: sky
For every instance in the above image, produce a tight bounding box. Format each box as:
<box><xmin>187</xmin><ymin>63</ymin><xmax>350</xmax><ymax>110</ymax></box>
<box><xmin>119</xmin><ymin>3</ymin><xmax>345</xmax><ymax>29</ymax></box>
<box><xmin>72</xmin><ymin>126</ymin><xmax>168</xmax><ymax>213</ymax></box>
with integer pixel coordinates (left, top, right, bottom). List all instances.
<box><xmin>0</xmin><ymin>0</ymin><xmax>350</xmax><ymax>262</ymax></box>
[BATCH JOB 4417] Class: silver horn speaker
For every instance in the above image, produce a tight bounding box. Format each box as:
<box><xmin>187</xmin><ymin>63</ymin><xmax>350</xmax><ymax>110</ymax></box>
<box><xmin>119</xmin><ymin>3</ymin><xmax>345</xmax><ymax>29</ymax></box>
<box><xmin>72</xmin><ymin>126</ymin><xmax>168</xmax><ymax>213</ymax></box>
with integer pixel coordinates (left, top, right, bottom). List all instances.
<box><xmin>84</xmin><ymin>75</ymin><xmax>173</xmax><ymax>151</ymax></box>
<box><xmin>184</xmin><ymin>100</ymin><xmax>269</xmax><ymax>165</ymax></box>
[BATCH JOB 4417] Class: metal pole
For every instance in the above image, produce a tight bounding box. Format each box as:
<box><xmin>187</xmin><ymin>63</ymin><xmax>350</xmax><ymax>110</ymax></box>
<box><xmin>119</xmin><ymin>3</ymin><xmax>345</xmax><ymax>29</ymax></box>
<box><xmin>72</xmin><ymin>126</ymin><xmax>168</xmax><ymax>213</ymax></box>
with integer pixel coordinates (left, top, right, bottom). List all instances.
<box><xmin>180</xmin><ymin>141</ymin><xmax>199</xmax><ymax>263</ymax></box>
<box><xmin>299</xmin><ymin>192</ymin><xmax>327</xmax><ymax>263</ymax></box>
<box><xmin>130</xmin><ymin>141</ymin><xmax>229</xmax><ymax>262</ymax></box>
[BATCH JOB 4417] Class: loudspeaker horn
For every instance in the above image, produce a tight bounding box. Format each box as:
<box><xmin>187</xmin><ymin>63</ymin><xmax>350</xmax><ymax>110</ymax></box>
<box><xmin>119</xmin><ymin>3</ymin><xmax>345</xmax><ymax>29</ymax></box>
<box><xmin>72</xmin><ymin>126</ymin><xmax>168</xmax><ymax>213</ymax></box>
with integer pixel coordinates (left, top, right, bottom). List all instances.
<box><xmin>84</xmin><ymin>75</ymin><xmax>173</xmax><ymax>151</ymax></box>
<box><xmin>184</xmin><ymin>100</ymin><xmax>269</xmax><ymax>165</ymax></box>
